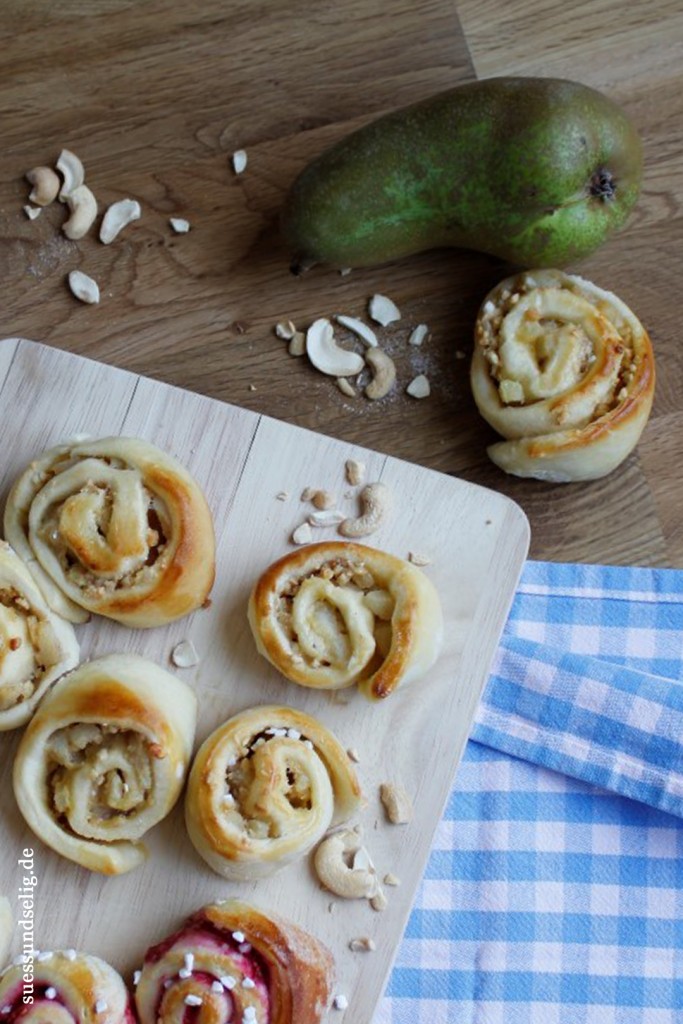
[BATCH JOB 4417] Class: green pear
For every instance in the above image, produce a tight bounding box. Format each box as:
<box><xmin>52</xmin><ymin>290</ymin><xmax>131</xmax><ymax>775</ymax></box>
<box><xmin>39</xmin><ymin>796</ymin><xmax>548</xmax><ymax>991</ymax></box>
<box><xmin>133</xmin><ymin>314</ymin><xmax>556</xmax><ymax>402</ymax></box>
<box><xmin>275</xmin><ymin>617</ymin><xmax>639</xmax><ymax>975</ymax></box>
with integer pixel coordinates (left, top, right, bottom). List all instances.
<box><xmin>281</xmin><ymin>77</ymin><xmax>642</xmax><ymax>271</ymax></box>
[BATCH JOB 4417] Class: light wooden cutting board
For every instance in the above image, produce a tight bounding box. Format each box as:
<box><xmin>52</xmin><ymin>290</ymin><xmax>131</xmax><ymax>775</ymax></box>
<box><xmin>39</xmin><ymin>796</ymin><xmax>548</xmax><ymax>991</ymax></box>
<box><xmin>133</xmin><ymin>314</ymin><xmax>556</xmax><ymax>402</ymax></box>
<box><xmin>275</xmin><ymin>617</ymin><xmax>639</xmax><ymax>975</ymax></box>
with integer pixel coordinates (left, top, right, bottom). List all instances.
<box><xmin>0</xmin><ymin>338</ymin><xmax>529</xmax><ymax>1022</ymax></box>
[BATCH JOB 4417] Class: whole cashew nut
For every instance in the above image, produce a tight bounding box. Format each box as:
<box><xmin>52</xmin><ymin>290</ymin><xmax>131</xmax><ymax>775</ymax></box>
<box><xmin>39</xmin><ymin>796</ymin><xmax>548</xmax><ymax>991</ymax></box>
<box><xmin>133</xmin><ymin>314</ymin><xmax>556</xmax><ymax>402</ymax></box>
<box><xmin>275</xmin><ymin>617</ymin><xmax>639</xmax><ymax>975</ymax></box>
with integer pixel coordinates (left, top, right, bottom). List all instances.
<box><xmin>339</xmin><ymin>482</ymin><xmax>392</xmax><ymax>538</ymax></box>
<box><xmin>306</xmin><ymin>318</ymin><xmax>365</xmax><ymax>378</ymax></box>
<box><xmin>62</xmin><ymin>184</ymin><xmax>98</xmax><ymax>240</ymax></box>
<box><xmin>364</xmin><ymin>348</ymin><xmax>397</xmax><ymax>400</ymax></box>
<box><xmin>25</xmin><ymin>167</ymin><xmax>60</xmax><ymax>207</ymax></box>
<box><xmin>314</xmin><ymin>829</ymin><xmax>379</xmax><ymax>900</ymax></box>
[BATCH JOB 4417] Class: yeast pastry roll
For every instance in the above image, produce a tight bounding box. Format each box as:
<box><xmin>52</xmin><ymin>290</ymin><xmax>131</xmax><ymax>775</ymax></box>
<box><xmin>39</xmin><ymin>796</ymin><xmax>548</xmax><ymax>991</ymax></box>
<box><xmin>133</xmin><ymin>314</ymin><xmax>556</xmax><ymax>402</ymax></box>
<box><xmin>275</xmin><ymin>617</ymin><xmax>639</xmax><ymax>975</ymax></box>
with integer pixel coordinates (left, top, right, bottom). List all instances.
<box><xmin>185</xmin><ymin>704</ymin><xmax>362</xmax><ymax>880</ymax></box>
<box><xmin>248</xmin><ymin>541</ymin><xmax>443</xmax><ymax>700</ymax></box>
<box><xmin>0</xmin><ymin>950</ymin><xmax>135</xmax><ymax>1024</ymax></box>
<box><xmin>4</xmin><ymin>436</ymin><xmax>215</xmax><ymax>627</ymax></box>
<box><xmin>0</xmin><ymin>541</ymin><xmax>79</xmax><ymax>731</ymax></box>
<box><xmin>471</xmin><ymin>269</ymin><xmax>655</xmax><ymax>482</ymax></box>
<box><xmin>13</xmin><ymin>653</ymin><xmax>197</xmax><ymax>875</ymax></box>
<box><xmin>135</xmin><ymin>900</ymin><xmax>334</xmax><ymax>1024</ymax></box>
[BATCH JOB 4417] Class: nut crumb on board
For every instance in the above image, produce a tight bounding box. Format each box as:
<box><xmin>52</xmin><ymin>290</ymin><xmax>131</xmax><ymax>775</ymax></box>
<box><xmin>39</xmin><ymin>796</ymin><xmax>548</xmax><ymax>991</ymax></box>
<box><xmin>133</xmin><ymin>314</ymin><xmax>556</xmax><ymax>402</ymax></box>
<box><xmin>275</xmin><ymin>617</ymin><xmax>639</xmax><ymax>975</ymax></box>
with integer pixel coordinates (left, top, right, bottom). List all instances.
<box><xmin>379</xmin><ymin>782</ymin><xmax>413</xmax><ymax>824</ymax></box>
<box><xmin>348</xmin><ymin>937</ymin><xmax>376</xmax><ymax>953</ymax></box>
<box><xmin>408</xmin><ymin>551</ymin><xmax>432</xmax><ymax>566</ymax></box>
<box><xmin>171</xmin><ymin>640</ymin><xmax>199</xmax><ymax>669</ymax></box>
<box><xmin>291</xmin><ymin>521</ymin><xmax>313</xmax><ymax>545</ymax></box>
<box><xmin>345</xmin><ymin>459</ymin><xmax>365</xmax><ymax>486</ymax></box>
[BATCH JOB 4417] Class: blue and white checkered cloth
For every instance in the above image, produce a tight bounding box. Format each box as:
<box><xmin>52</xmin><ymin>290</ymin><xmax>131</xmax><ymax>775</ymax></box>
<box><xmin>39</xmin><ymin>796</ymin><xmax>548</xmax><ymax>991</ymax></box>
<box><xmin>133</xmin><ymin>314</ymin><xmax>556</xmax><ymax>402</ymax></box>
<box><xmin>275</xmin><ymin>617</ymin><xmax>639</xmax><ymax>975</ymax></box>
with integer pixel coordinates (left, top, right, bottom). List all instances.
<box><xmin>377</xmin><ymin>561</ymin><xmax>683</xmax><ymax>1024</ymax></box>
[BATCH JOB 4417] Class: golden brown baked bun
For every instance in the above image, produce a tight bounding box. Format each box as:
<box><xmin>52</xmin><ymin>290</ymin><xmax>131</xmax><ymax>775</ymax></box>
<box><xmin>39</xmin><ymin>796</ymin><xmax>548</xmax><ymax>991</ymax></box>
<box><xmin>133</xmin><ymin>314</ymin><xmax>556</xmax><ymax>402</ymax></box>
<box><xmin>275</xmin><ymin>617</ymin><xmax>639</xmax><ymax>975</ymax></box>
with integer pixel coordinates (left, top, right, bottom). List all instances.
<box><xmin>13</xmin><ymin>654</ymin><xmax>197</xmax><ymax>875</ymax></box>
<box><xmin>470</xmin><ymin>269</ymin><xmax>655</xmax><ymax>482</ymax></box>
<box><xmin>3</xmin><ymin>436</ymin><xmax>215</xmax><ymax>627</ymax></box>
<box><xmin>0</xmin><ymin>540</ymin><xmax>79</xmax><ymax>731</ymax></box>
<box><xmin>248</xmin><ymin>541</ymin><xmax>443</xmax><ymax>700</ymax></box>
<box><xmin>185</xmin><ymin>704</ymin><xmax>363</xmax><ymax>880</ymax></box>
<box><xmin>0</xmin><ymin>949</ymin><xmax>136</xmax><ymax>1024</ymax></box>
<box><xmin>134</xmin><ymin>900</ymin><xmax>334</xmax><ymax>1024</ymax></box>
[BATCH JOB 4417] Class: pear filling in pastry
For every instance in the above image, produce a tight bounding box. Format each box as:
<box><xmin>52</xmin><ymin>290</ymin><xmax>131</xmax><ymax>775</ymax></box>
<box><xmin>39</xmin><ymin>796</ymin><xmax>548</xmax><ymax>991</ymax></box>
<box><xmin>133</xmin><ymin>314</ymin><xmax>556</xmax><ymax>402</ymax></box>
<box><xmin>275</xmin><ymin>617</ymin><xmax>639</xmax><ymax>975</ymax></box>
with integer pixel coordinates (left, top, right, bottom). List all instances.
<box><xmin>480</xmin><ymin>286</ymin><xmax>626</xmax><ymax>418</ymax></box>
<box><xmin>0</xmin><ymin>588</ymin><xmax>57</xmax><ymax>711</ymax></box>
<box><xmin>223</xmin><ymin>731</ymin><xmax>329</xmax><ymax>840</ymax></box>
<box><xmin>46</xmin><ymin>724</ymin><xmax>158</xmax><ymax>839</ymax></box>
<box><xmin>277</xmin><ymin>559</ymin><xmax>394</xmax><ymax>684</ymax></box>
<box><xmin>38</xmin><ymin>478</ymin><xmax>171</xmax><ymax>597</ymax></box>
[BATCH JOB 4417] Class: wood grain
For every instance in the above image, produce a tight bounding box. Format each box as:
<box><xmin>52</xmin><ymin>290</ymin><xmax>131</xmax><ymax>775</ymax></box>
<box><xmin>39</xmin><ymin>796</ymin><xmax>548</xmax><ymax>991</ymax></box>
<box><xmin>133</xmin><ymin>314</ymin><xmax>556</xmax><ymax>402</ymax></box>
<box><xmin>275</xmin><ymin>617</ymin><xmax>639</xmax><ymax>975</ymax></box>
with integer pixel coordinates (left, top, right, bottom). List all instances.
<box><xmin>1</xmin><ymin>0</ymin><xmax>680</xmax><ymax>566</ymax></box>
<box><xmin>0</xmin><ymin>338</ymin><xmax>529</xmax><ymax>1021</ymax></box>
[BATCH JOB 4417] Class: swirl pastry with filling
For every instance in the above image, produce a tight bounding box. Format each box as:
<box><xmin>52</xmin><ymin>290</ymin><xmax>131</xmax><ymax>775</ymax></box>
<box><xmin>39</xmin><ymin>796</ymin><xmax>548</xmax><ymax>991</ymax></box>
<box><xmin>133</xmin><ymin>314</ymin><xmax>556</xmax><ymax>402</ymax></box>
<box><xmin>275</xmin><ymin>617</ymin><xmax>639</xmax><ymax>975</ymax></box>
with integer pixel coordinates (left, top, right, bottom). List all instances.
<box><xmin>0</xmin><ymin>949</ymin><xmax>135</xmax><ymax>1024</ymax></box>
<box><xmin>4</xmin><ymin>436</ymin><xmax>215</xmax><ymax>627</ymax></box>
<box><xmin>185</xmin><ymin>704</ymin><xmax>362</xmax><ymax>880</ymax></box>
<box><xmin>135</xmin><ymin>900</ymin><xmax>334</xmax><ymax>1024</ymax></box>
<box><xmin>13</xmin><ymin>653</ymin><xmax>197</xmax><ymax>875</ymax></box>
<box><xmin>0</xmin><ymin>541</ymin><xmax>79</xmax><ymax>732</ymax></box>
<box><xmin>470</xmin><ymin>269</ymin><xmax>655</xmax><ymax>482</ymax></box>
<box><xmin>248</xmin><ymin>541</ymin><xmax>443</xmax><ymax>700</ymax></box>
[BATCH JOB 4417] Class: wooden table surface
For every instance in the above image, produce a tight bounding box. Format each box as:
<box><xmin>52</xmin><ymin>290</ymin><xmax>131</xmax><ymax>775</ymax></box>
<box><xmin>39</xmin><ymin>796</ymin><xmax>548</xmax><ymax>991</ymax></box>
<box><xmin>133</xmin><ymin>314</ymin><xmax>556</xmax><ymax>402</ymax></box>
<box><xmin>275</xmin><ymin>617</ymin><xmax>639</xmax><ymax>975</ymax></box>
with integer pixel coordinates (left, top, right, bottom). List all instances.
<box><xmin>1</xmin><ymin>0</ymin><xmax>681</xmax><ymax>567</ymax></box>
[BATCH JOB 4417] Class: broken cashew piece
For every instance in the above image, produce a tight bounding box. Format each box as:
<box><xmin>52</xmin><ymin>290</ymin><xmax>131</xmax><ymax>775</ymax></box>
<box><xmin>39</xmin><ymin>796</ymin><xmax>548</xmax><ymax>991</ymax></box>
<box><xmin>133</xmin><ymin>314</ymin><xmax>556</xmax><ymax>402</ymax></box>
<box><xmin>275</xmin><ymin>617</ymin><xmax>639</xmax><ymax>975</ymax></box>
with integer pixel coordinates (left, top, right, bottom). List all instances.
<box><xmin>100</xmin><ymin>198</ymin><xmax>141</xmax><ymax>244</ymax></box>
<box><xmin>67</xmin><ymin>269</ymin><xmax>100</xmax><ymax>305</ymax></box>
<box><xmin>365</xmin><ymin>348</ymin><xmax>397</xmax><ymax>400</ymax></box>
<box><xmin>56</xmin><ymin>149</ymin><xmax>85</xmax><ymax>200</ymax></box>
<box><xmin>379</xmin><ymin>782</ymin><xmax>413</xmax><ymax>824</ymax></box>
<box><xmin>62</xmin><ymin>184</ymin><xmax>98</xmax><ymax>240</ymax></box>
<box><xmin>339</xmin><ymin>482</ymin><xmax>392</xmax><ymax>538</ymax></box>
<box><xmin>25</xmin><ymin>166</ymin><xmax>60</xmax><ymax>206</ymax></box>
<box><xmin>314</xmin><ymin>829</ymin><xmax>379</xmax><ymax>900</ymax></box>
<box><xmin>306</xmin><ymin>318</ymin><xmax>365</xmax><ymax>378</ymax></box>
<box><xmin>335</xmin><ymin>315</ymin><xmax>378</xmax><ymax>348</ymax></box>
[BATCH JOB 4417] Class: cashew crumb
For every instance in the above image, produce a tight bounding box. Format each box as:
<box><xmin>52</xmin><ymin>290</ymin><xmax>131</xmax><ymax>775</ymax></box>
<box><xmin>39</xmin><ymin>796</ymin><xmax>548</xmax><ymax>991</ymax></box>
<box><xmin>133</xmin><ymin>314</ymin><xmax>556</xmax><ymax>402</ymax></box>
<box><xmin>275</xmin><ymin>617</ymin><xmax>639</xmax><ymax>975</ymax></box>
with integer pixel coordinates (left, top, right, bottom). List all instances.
<box><xmin>291</xmin><ymin>522</ymin><xmax>313</xmax><ymax>545</ymax></box>
<box><xmin>346</xmin><ymin>748</ymin><xmax>361</xmax><ymax>763</ymax></box>
<box><xmin>169</xmin><ymin>217</ymin><xmax>191</xmax><ymax>234</ymax></box>
<box><xmin>232</xmin><ymin>150</ymin><xmax>248</xmax><ymax>174</ymax></box>
<box><xmin>336</xmin><ymin>377</ymin><xmax>356</xmax><ymax>398</ymax></box>
<box><xmin>171</xmin><ymin>640</ymin><xmax>199</xmax><ymax>669</ymax></box>
<box><xmin>348</xmin><ymin>937</ymin><xmax>375</xmax><ymax>953</ymax></box>
<box><xmin>408</xmin><ymin>551</ymin><xmax>432</xmax><ymax>566</ymax></box>
<box><xmin>345</xmin><ymin>459</ymin><xmax>366</xmax><ymax>486</ymax></box>
<box><xmin>379</xmin><ymin>782</ymin><xmax>413</xmax><ymax>824</ymax></box>
<box><xmin>383</xmin><ymin>873</ymin><xmax>401</xmax><ymax>887</ymax></box>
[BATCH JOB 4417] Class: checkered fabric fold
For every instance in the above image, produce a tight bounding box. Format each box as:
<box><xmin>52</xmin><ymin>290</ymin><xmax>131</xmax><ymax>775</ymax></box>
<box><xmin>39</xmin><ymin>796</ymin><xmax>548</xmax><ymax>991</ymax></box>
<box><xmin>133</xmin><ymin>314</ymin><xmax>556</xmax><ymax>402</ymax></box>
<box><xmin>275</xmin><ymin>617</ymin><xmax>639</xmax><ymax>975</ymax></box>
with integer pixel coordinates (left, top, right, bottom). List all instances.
<box><xmin>376</xmin><ymin>561</ymin><xmax>683</xmax><ymax>1024</ymax></box>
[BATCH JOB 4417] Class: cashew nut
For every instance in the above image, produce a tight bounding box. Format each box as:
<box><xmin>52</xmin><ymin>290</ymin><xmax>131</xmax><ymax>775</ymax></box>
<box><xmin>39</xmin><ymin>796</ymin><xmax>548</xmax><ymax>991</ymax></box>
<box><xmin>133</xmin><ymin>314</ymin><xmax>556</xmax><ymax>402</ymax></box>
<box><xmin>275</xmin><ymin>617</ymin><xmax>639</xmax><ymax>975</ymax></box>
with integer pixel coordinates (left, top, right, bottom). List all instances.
<box><xmin>406</xmin><ymin>374</ymin><xmax>431</xmax><ymax>399</ymax></box>
<box><xmin>364</xmin><ymin>348</ymin><xmax>396</xmax><ymax>400</ymax></box>
<box><xmin>67</xmin><ymin>269</ymin><xmax>100</xmax><ymax>305</ymax></box>
<box><xmin>169</xmin><ymin>217</ymin><xmax>190</xmax><ymax>234</ymax></box>
<box><xmin>232</xmin><ymin>149</ymin><xmax>247</xmax><ymax>174</ymax></box>
<box><xmin>56</xmin><ymin>149</ymin><xmax>85</xmax><ymax>199</ymax></box>
<box><xmin>368</xmin><ymin>293</ymin><xmax>401</xmax><ymax>326</ymax></box>
<box><xmin>306</xmin><ymin>318</ymin><xmax>365</xmax><ymax>378</ymax></box>
<box><xmin>336</xmin><ymin>377</ymin><xmax>356</xmax><ymax>397</ymax></box>
<box><xmin>339</xmin><ymin>482</ymin><xmax>392</xmax><ymax>538</ymax></box>
<box><xmin>345</xmin><ymin>459</ymin><xmax>366</xmax><ymax>486</ymax></box>
<box><xmin>379</xmin><ymin>782</ymin><xmax>413</xmax><ymax>824</ymax></box>
<box><xmin>335</xmin><ymin>315</ymin><xmax>378</xmax><ymax>348</ymax></box>
<box><xmin>62</xmin><ymin>184</ymin><xmax>98</xmax><ymax>240</ymax></box>
<box><xmin>25</xmin><ymin>166</ymin><xmax>60</xmax><ymax>206</ymax></box>
<box><xmin>314</xmin><ymin>829</ymin><xmax>379</xmax><ymax>900</ymax></box>
<box><xmin>408</xmin><ymin>323</ymin><xmax>429</xmax><ymax>347</ymax></box>
<box><xmin>100</xmin><ymin>198</ymin><xmax>141</xmax><ymax>244</ymax></box>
